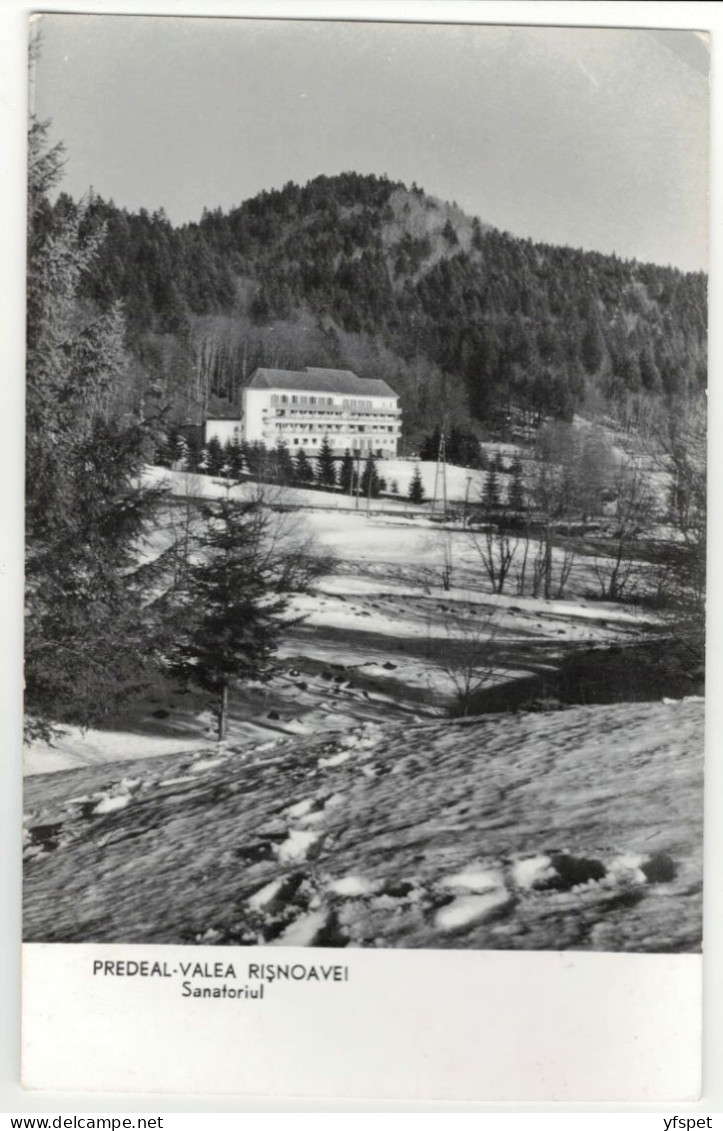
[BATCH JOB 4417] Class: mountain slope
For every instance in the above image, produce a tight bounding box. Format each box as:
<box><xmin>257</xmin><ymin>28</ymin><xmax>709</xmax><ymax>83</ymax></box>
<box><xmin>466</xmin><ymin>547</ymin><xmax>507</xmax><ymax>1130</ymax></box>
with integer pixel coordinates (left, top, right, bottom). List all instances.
<box><xmin>60</xmin><ymin>172</ymin><xmax>707</xmax><ymax>442</ymax></box>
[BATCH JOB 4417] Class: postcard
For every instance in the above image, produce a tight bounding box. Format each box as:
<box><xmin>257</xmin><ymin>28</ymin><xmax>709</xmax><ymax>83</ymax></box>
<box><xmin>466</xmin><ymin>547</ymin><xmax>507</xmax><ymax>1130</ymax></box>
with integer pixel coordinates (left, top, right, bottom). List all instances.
<box><xmin>21</xmin><ymin>11</ymin><xmax>708</xmax><ymax>1100</ymax></box>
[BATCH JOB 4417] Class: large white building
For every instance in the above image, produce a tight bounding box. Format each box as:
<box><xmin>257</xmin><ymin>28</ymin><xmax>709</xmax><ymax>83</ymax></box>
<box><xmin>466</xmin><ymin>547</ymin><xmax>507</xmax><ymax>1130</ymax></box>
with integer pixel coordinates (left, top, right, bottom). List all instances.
<box><xmin>206</xmin><ymin>367</ymin><xmax>401</xmax><ymax>457</ymax></box>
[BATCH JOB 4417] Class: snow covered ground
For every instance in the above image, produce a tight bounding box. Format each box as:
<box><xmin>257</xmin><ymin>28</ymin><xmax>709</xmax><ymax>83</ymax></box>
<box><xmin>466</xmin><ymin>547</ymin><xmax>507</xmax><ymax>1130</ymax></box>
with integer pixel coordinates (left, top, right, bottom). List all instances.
<box><xmin>28</xmin><ymin>500</ymin><xmax>663</xmax><ymax>776</ymax></box>
<box><xmin>23</xmin><ymin>698</ymin><xmax>704</xmax><ymax>952</ymax></box>
<box><xmin>142</xmin><ymin>460</ymin><xmax>490</xmax><ymax>506</ymax></box>
<box><xmin>24</xmin><ymin>454</ymin><xmax>703</xmax><ymax>952</ymax></box>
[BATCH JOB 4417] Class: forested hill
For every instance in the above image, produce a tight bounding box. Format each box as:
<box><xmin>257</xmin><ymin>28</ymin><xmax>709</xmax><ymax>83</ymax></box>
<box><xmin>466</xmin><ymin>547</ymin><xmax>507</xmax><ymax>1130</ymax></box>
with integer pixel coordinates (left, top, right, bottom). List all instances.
<box><xmin>57</xmin><ymin>171</ymin><xmax>706</xmax><ymax>441</ymax></box>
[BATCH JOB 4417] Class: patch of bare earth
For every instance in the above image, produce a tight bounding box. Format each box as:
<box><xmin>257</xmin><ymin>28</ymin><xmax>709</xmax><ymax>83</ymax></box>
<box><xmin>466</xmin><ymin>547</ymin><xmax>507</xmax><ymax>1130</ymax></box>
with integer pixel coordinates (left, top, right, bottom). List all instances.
<box><xmin>23</xmin><ymin>699</ymin><xmax>703</xmax><ymax>952</ymax></box>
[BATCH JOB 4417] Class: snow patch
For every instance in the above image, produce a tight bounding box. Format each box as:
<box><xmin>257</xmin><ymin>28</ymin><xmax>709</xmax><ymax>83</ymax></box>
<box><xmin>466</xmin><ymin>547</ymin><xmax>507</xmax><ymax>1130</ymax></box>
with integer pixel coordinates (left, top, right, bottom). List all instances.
<box><xmin>606</xmin><ymin>853</ymin><xmax>648</xmax><ymax>884</ymax></box>
<box><xmin>512</xmin><ymin>855</ymin><xmax>556</xmax><ymax>890</ymax></box>
<box><xmin>440</xmin><ymin>868</ymin><xmax>504</xmax><ymax>894</ymax></box>
<box><xmin>328</xmin><ymin>876</ymin><xmax>376</xmax><ymax>897</ymax></box>
<box><xmin>93</xmin><ymin>794</ymin><xmax>130</xmax><ymax>815</ymax></box>
<box><xmin>435</xmin><ymin>890</ymin><xmax>513</xmax><ymax>932</ymax></box>
<box><xmin>285</xmin><ymin>797</ymin><xmax>316</xmax><ymax>819</ymax></box>
<box><xmin>318</xmin><ymin>750</ymin><xmax>353</xmax><ymax>768</ymax></box>
<box><xmin>271</xmin><ymin>910</ymin><xmax>329</xmax><ymax>947</ymax></box>
<box><xmin>248</xmin><ymin>878</ymin><xmax>285</xmax><ymax>911</ymax></box>
<box><xmin>275</xmin><ymin>829</ymin><xmax>320</xmax><ymax>863</ymax></box>
<box><xmin>323</xmin><ymin>792</ymin><xmax>346</xmax><ymax>810</ymax></box>
<box><xmin>189</xmin><ymin>758</ymin><xmax>225</xmax><ymax>774</ymax></box>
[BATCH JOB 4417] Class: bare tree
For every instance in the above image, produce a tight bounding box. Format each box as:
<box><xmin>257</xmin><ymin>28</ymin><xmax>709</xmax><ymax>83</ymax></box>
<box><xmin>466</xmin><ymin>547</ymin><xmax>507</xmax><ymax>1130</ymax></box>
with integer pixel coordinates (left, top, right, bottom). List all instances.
<box><xmin>468</xmin><ymin>518</ymin><xmax>519</xmax><ymax>594</ymax></box>
<box><xmin>437</xmin><ymin>603</ymin><xmax>501</xmax><ymax>717</ymax></box>
<box><xmin>592</xmin><ymin>454</ymin><xmax>657</xmax><ymax>601</ymax></box>
<box><xmin>647</xmin><ymin>397</ymin><xmax>706</xmax><ymax>662</ymax></box>
<box><xmin>526</xmin><ymin>421</ymin><xmax>614</xmax><ymax>599</ymax></box>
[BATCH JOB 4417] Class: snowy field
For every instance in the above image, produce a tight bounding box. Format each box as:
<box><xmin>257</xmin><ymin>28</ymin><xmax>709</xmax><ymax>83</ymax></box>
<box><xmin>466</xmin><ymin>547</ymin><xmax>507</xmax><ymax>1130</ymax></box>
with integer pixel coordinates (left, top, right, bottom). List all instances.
<box><xmin>24</xmin><ymin>698</ymin><xmax>704</xmax><ymax>952</ymax></box>
<box><xmin>24</xmin><ymin>460</ymin><xmax>703</xmax><ymax>953</ymax></box>
<box><xmin>142</xmin><ymin>461</ymin><xmax>488</xmax><ymax>507</ymax></box>
<box><xmin>28</xmin><ymin>497</ymin><xmax>665</xmax><ymax>776</ymax></box>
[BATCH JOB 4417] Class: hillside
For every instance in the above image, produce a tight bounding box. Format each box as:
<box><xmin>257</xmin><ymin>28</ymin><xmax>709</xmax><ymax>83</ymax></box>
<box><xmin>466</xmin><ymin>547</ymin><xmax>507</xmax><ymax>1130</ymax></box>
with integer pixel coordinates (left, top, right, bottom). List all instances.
<box><xmin>24</xmin><ymin>698</ymin><xmax>703</xmax><ymax>952</ymax></box>
<box><xmin>50</xmin><ymin>173</ymin><xmax>707</xmax><ymax>444</ymax></box>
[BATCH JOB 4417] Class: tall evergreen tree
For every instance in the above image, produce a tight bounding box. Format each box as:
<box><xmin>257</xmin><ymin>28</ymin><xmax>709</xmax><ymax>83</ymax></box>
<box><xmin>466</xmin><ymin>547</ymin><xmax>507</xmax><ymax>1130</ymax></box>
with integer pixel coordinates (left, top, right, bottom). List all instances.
<box><xmin>25</xmin><ymin>116</ymin><xmax>165</xmax><ymax>739</ymax></box>
<box><xmin>482</xmin><ymin>468</ymin><xmax>501</xmax><ymax>513</ymax></box>
<box><xmin>167</xmin><ymin>496</ymin><xmax>291</xmax><ymax>742</ymax></box>
<box><xmin>508</xmin><ymin>456</ymin><xmax>526</xmax><ymax>512</ymax></box>
<box><xmin>294</xmin><ymin>446</ymin><xmax>313</xmax><ymax>484</ymax></box>
<box><xmin>408</xmin><ymin>463</ymin><xmax>426</xmax><ymax>504</ymax></box>
<box><xmin>339</xmin><ymin>448</ymin><xmax>354</xmax><ymax>492</ymax></box>
<box><xmin>205</xmin><ymin>434</ymin><xmax>225</xmax><ymax>475</ymax></box>
<box><xmin>360</xmin><ymin>453</ymin><xmax>380</xmax><ymax>498</ymax></box>
<box><xmin>316</xmin><ymin>435</ymin><xmax>337</xmax><ymax>488</ymax></box>
<box><xmin>224</xmin><ymin>437</ymin><xmax>245</xmax><ymax>479</ymax></box>
<box><xmin>273</xmin><ymin>438</ymin><xmax>295</xmax><ymax>485</ymax></box>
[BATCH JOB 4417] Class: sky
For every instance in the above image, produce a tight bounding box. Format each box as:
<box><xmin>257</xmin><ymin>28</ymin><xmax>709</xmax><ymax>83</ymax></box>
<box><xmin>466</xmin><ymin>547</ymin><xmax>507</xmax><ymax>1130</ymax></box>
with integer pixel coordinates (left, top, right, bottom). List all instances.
<box><xmin>31</xmin><ymin>15</ymin><xmax>710</xmax><ymax>271</ymax></box>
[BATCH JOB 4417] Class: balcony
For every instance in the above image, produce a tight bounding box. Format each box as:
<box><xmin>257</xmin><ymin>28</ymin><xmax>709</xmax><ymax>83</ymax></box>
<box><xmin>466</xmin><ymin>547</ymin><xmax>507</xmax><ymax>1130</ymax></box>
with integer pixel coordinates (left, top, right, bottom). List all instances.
<box><xmin>266</xmin><ymin>407</ymin><xmax>400</xmax><ymax>422</ymax></box>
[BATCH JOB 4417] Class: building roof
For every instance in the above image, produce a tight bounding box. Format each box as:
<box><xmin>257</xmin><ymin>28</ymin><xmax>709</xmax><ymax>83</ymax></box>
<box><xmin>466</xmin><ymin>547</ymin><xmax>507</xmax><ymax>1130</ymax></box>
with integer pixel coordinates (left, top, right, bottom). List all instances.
<box><xmin>246</xmin><ymin>367</ymin><xmax>398</xmax><ymax>397</ymax></box>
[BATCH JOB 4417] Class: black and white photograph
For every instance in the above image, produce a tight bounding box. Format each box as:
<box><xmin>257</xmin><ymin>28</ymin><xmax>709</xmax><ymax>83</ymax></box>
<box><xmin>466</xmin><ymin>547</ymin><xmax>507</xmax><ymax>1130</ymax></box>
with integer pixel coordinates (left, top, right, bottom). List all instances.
<box><xmin>22</xmin><ymin>12</ymin><xmax>708</xmax><ymax>965</ymax></box>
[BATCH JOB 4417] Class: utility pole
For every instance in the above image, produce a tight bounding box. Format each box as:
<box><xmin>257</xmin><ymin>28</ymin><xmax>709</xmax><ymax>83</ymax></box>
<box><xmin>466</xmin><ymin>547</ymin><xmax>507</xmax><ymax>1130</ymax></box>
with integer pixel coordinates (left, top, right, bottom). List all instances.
<box><xmin>463</xmin><ymin>474</ymin><xmax>473</xmax><ymax>527</ymax></box>
<box><xmin>432</xmin><ymin>428</ymin><xmax>448</xmax><ymax>519</ymax></box>
<box><xmin>366</xmin><ymin>455</ymin><xmax>373</xmax><ymax>516</ymax></box>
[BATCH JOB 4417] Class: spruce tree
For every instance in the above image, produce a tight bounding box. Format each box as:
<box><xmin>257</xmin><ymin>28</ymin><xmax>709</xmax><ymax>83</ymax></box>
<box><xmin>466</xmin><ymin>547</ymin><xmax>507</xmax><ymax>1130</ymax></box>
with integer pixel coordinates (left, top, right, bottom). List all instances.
<box><xmin>408</xmin><ymin>463</ymin><xmax>426</xmax><ymax>504</ymax></box>
<box><xmin>184</xmin><ymin>432</ymin><xmax>204</xmax><ymax>472</ymax></box>
<box><xmin>483</xmin><ymin>468</ymin><xmax>501</xmax><ymax>513</ymax></box>
<box><xmin>508</xmin><ymin>456</ymin><xmax>526</xmax><ymax>512</ymax></box>
<box><xmin>360</xmin><ymin>453</ymin><xmax>380</xmax><ymax>498</ymax></box>
<box><xmin>273</xmin><ymin>439</ymin><xmax>295</xmax><ymax>485</ymax></box>
<box><xmin>205</xmin><ymin>434</ymin><xmax>225</xmax><ymax>475</ymax></box>
<box><xmin>339</xmin><ymin>448</ymin><xmax>354</xmax><ymax>492</ymax></box>
<box><xmin>225</xmin><ymin>437</ymin><xmax>244</xmax><ymax>479</ymax></box>
<box><xmin>167</xmin><ymin>496</ymin><xmax>290</xmax><ymax>741</ymax></box>
<box><xmin>316</xmin><ymin>435</ymin><xmax>337</xmax><ymax>489</ymax></box>
<box><xmin>25</xmin><ymin>116</ymin><xmax>166</xmax><ymax>738</ymax></box>
<box><xmin>294</xmin><ymin>447</ymin><xmax>313</xmax><ymax>484</ymax></box>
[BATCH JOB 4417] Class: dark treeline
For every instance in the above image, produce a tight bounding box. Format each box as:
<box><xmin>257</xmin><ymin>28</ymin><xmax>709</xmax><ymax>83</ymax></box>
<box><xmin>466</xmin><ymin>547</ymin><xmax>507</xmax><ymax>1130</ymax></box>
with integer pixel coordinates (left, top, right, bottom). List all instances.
<box><xmin>52</xmin><ymin>171</ymin><xmax>707</xmax><ymax>441</ymax></box>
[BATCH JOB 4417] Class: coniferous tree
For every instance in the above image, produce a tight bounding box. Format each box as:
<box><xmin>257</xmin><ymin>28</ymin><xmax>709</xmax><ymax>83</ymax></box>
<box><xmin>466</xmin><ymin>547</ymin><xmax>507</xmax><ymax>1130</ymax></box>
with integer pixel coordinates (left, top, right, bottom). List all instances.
<box><xmin>273</xmin><ymin>438</ymin><xmax>295</xmax><ymax>485</ymax></box>
<box><xmin>316</xmin><ymin>435</ymin><xmax>337</xmax><ymax>489</ymax></box>
<box><xmin>294</xmin><ymin>446</ymin><xmax>313</xmax><ymax>484</ymax></box>
<box><xmin>339</xmin><ymin>449</ymin><xmax>354</xmax><ymax>492</ymax></box>
<box><xmin>360</xmin><ymin>453</ymin><xmax>380</xmax><ymax>498</ymax></box>
<box><xmin>508</xmin><ymin>456</ymin><xmax>526</xmax><ymax>512</ymax></box>
<box><xmin>166</xmin><ymin>496</ymin><xmax>290</xmax><ymax>741</ymax></box>
<box><xmin>483</xmin><ymin>468</ymin><xmax>501</xmax><ymax>513</ymax></box>
<box><xmin>471</xmin><ymin>216</ymin><xmax>484</xmax><ymax>252</ymax></box>
<box><xmin>225</xmin><ymin>437</ymin><xmax>245</xmax><ymax>479</ymax></box>
<box><xmin>205</xmin><ymin>434</ymin><xmax>225</xmax><ymax>475</ymax></box>
<box><xmin>184</xmin><ymin>432</ymin><xmax>204</xmax><ymax>472</ymax></box>
<box><xmin>25</xmin><ymin>116</ymin><xmax>166</xmax><ymax>739</ymax></box>
<box><xmin>408</xmin><ymin>463</ymin><xmax>426</xmax><ymax>504</ymax></box>
<box><xmin>246</xmin><ymin>440</ymin><xmax>269</xmax><ymax>480</ymax></box>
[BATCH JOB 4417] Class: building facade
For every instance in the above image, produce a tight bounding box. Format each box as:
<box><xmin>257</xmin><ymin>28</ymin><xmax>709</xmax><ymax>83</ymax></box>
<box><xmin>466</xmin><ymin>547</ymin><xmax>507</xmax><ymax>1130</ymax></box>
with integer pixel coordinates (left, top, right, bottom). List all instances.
<box><xmin>206</xmin><ymin>367</ymin><xmax>401</xmax><ymax>457</ymax></box>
